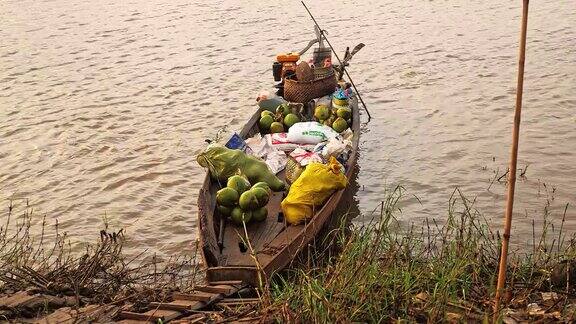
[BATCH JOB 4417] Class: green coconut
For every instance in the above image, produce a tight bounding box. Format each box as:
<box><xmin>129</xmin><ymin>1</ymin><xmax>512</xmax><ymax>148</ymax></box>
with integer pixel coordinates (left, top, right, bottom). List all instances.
<box><xmin>261</xmin><ymin>110</ymin><xmax>275</xmax><ymax>118</ymax></box>
<box><xmin>250</xmin><ymin>187</ymin><xmax>270</xmax><ymax>208</ymax></box>
<box><xmin>231</xmin><ymin>207</ymin><xmax>252</xmax><ymax>225</ymax></box>
<box><xmin>259</xmin><ymin>115</ymin><xmax>274</xmax><ymax>132</ymax></box>
<box><xmin>283</xmin><ymin>113</ymin><xmax>300</xmax><ymax>129</ymax></box>
<box><xmin>227</xmin><ymin>175</ymin><xmax>251</xmax><ymax>194</ymax></box>
<box><xmin>332</xmin><ymin>117</ymin><xmax>348</xmax><ymax>133</ymax></box>
<box><xmin>252</xmin><ymin>181</ymin><xmax>271</xmax><ymax>193</ymax></box>
<box><xmin>216</xmin><ymin>204</ymin><xmax>232</xmax><ymax>217</ymax></box>
<box><xmin>332</xmin><ymin>97</ymin><xmax>349</xmax><ymax>107</ymax></box>
<box><xmin>239</xmin><ymin>190</ymin><xmax>259</xmax><ymax>211</ymax></box>
<box><xmin>270</xmin><ymin>122</ymin><xmax>284</xmax><ymax>133</ymax></box>
<box><xmin>276</xmin><ymin>103</ymin><xmax>290</xmax><ymax>117</ymax></box>
<box><xmin>252</xmin><ymin>207</ymin><xmax>268</xmax><ymax>222</ymax></box>
<box><xmin>314</xmin><ymin>105</ymin><xmax>330</xmax><ymax>121</ymax></box>
<box><xmin>216</xmin><ymin>187</ymin><xmax>239</xmax><ymax>207</ymax></box>
<box><xmin>327</xmin><ymin>115</ymin><xmax>336</xmax><ymax>125</ymax></box>
<box><xmin>337</xmin><ymin>107</ymin><xmax>352</xmax><ymax>120</ymax></box>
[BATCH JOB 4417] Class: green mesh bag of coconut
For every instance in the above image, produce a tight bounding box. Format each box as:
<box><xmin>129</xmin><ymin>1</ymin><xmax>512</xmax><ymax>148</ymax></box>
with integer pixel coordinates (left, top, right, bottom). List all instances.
<box><xmin>197</xmin><ymin>144</ymin><xmax>285</xmax><ymax>191</ymax></box>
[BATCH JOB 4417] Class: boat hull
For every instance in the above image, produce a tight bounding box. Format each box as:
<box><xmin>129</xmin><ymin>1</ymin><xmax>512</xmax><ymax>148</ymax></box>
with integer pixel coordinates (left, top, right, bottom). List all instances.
<box><xmin>197</xmin><ymin>97</ymin><xmax>361</xmax><ymax>286</ymax></box>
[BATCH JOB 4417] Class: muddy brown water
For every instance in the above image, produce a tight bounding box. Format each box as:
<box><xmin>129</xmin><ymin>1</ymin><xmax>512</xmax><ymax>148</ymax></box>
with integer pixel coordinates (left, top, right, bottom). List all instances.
<box><xmin>1</xmin><ymin>0</ymin><xmax>575</xmax><ymax>257</ymax></box>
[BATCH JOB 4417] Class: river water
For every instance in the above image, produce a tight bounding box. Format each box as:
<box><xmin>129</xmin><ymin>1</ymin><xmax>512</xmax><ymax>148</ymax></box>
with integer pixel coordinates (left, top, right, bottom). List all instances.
<box><xmin>1</xmin><ymin>0</ymin><xmax>574</xmax><ymax>256</ymax></box>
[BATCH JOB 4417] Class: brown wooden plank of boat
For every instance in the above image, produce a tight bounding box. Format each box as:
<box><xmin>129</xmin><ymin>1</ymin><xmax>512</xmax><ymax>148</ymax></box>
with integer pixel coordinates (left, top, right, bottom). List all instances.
<box><xmin>198</xmin><ymin>97</ymin><xmax>360</xmax><ymax>283</ymax></box>
<box><xmin>205</xmin><ymin>267</ymin><xmax>260</xmax><ymax>287</ymax></box>
<box><xmin>257</xmin><ymin>97</ymin><xmax>361</xmax><ymax>277</ymax></box>
<box><xmin>261</xmin><ymin>185</ymin><xmax>351</xmax><ymax>275</ymax></box>
<box><xmin>197</xmin><ymin>103</ymin><xmax>264</xmax><ymax>270</ymax></box>
<box><xmin>217</xmin><ymin>190</ymin><xmax>287</xmax><ymax>267</ymax></box>
<box><xmin>197</xmin><ymin>178</ymin><xmax>220</xmax><ymax>267</ymax></box>
<box><xmin>197</xmin><ymin>103</ymin><xmax>309</xmax><ymax>273</ymax></box>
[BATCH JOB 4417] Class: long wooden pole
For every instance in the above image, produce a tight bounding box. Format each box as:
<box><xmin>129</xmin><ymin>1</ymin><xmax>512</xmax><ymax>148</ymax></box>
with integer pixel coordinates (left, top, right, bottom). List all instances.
<box><xmin>301</xmin><ymin>1</ymin><xmax>372</xmax><ymax>122</ymax></box>
<box><xmin>494</xmin><ymin>0</ymin><xmax>530</xmax><ymax>320</ymax></box>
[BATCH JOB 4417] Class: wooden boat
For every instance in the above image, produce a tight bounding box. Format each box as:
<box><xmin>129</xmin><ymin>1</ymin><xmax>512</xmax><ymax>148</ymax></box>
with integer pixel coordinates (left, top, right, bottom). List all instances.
<box><xmin>197</xmin><ymin>96</ymin><xmax>360</xmax><ymax>287</ymax></box>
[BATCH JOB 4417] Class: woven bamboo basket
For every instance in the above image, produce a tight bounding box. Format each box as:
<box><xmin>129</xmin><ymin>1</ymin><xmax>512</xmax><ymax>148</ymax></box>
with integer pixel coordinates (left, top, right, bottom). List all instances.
<box><xmin>284</xmin><ymin>67</ymin><xmax>337</xmax><ymax>103</ymax></box>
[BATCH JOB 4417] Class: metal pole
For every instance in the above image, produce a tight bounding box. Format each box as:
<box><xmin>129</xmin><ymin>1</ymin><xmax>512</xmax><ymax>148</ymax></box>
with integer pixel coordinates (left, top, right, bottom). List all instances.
<box><xmin>494</xmin><ymin>0</ymin><xmax>530</xmax><ymax>320</ymax></box>
<box><xmin>301</xmin><ymin>1</ymin><xmax>372</xmax><ymax>122</ymax></box>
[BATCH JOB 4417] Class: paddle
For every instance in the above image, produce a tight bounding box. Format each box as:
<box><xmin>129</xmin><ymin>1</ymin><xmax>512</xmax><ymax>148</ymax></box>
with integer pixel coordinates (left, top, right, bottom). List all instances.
<box><xmin>338</xmin><ymin>43</ymin><xmax>365</xmax><ymax>80</ymax></box>
<box><xmin>344</xmin><ymin>43</ymin><xmax>365</xmax><ymax>63</ymax></box>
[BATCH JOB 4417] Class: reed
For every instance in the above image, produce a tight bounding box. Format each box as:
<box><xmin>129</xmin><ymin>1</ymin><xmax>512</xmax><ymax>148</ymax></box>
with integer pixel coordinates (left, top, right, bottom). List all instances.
<box><xmin>261</xmin><ymin>187</ymin><xmax>576</xmax><ymax>322</ymax></box>
<box><xmin>0</xmin><ymin>201</ymin><xmax>203</xmax><ymax>317</ymax></box>
<box><xmin>1</xmin><ymin>188</ymin><xmax>574</xmax><ymax>322</ymax></box>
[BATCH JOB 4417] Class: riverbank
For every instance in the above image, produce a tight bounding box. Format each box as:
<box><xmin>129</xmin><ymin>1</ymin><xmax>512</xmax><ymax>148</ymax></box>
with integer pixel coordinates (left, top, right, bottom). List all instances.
<box><xmin>263</xmin><ymin>187</ymin><xmax>575</xmax><ymax>322</ymax></box>
<box><xmin>1</xmin><ymin>188</ymin><xmax>574</xmax><ymax>322</ymax></box>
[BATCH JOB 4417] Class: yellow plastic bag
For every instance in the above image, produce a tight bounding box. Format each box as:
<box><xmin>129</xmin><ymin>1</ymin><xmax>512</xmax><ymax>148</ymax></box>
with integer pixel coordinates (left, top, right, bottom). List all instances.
<box><xmin>281</xmin><ymin>156</ymin><xmax>348</xmax><ymax>224</ymax></box>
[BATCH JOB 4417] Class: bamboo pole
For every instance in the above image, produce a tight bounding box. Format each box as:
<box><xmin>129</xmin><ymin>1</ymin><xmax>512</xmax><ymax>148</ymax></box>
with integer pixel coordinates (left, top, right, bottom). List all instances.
<box><xmin>493</xmin><ymin>0</ymin><xmax>530</xmax><ymax>320</ymax></box>
<box><xmin>301</xmin><ymin>1</ymin><xmax>372</xmax><ymax>122</ymax></box>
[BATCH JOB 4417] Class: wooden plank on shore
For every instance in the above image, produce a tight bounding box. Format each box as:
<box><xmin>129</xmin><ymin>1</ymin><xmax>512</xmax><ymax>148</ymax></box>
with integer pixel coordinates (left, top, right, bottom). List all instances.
<box><xmin>117</xmin><ymin>320</ymin><xmax>155</xmax><ymax>324</ymax></box>
<box><xmin>207</xmin><ymin>280</ymin><xmax>243</xmax><ymax>286</ymax></box>
<box><xmin>195</xmin><ymin>285</ymin><xmax>235</xmax><ymax>295</ymax></box>
<box><xmin>172</xmin><ymin>292</ymin><xmax>215</xmax><ymax>302</ymax></box>
<box><xmin>217</xmin><ymin>299</ymin><xmax>260</xmax><ymax>307</ymax></box>
<box><xmin>143</xmin><ymin>308</ymin><xmax>182</xmax><ymax>321</ymax></box>
<box><xmin>220</xmin><ymin>298</ymin><xmax>260</xmax><ymax>303</ymax></box>
<box><xmin>0</xmin><ymin>291</ymin><xmax>75</xmax><ymax>312</ymax></box>
<box><xmin>36</xmin><ymin>304</ymin><xmax>117</xmax><ymax>324</ymax></box>
<box><xmin>36</xmin><ymin>308</ymin><xmax>76</xmax><ymax>324</ymax></box>
<box><xmin>0</xmin><ymin>291</ymin><xmax>36</xmax><ymax>308</ymax></box>
<box><xmin>149</xmin><ymin>300</ymin><xmax>203</xmax><ymax>312</ymax></box>
<box><xmin>115</xmin><ymin>282</ymin><xmax>244</xmax><ymax>323</ymax></box>
<box><xmin>232</xmin><ymin>316</ymin><xmax>264</xmax><ymax>323</ymax></box>
<box><xmin>119</xmin><ymin>310</ymin><xmax>162</xmax><ymax>322</ymax></box>
<box><xmin>172</xmin><ymin>314</ymin><xmax>206</xmax><ymax>324</ymax></box>
<box><xmin>216</xmin><ymin>298</ymin><xmax>261</xmax><ymax>308</ymax></box>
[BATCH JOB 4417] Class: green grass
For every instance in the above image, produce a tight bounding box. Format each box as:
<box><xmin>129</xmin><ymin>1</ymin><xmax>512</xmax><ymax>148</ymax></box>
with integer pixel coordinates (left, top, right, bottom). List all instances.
<box><xmin>263</xmin><ymin>187</ymin><xmax>576</xmax><ymax>322</ymax></box>
<box><xmin>1</xmin><ymin>188</ymin><xmax>575</xmax><ymax>322</ymax></box>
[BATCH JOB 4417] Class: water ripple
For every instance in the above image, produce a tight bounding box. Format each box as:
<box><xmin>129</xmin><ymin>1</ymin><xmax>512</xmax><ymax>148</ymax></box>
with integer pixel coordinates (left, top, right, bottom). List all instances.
<box><xmin>0</xmin><ymin>0</ymin><xmax>574</xmax><ymax>256</ymax></box>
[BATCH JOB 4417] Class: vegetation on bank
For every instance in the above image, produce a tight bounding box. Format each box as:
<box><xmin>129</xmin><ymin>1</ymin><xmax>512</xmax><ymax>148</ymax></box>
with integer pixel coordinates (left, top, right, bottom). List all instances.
<box><xmin>1</xmin><ymin>188</ymin><xmax>574</xmax><ymax>322</ymax></box>
<box><xmin>0</xmin><ymin>200</ymin><xmax>203</xmax><ymax>318</ymax></box>
<box><xmin>262</xmin><ymin>187</ymin><xmax>576</xmax><ymax>322</ymax></box>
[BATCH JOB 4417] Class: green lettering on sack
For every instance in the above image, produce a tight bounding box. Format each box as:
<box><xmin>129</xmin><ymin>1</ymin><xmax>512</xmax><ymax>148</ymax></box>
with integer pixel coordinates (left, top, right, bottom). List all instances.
<box><xmin>302</xmin><ymin>130</ymin><xmax>326</xmax><ymax>139</ymax></box>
